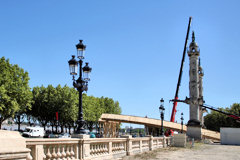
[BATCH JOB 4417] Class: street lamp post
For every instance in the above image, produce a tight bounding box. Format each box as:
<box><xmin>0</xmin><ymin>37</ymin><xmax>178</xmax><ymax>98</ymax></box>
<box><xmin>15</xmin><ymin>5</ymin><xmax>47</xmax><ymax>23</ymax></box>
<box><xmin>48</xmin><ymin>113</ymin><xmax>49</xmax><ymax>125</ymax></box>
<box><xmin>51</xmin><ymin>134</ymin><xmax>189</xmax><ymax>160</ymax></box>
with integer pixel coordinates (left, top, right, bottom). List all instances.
<box><xmin>68</xmin><ymin>40</ymin><xmax>92</xmax><ymax>134</ymax></box>
<box><xmin>181</xmin><ymin>112</ymin><xmax>184</xmax><ymax>133</ymax></box>
<box><xmin>159</xmin><ymin>98</ymin><xmax>165</xmax><ymax>136</ymax></box>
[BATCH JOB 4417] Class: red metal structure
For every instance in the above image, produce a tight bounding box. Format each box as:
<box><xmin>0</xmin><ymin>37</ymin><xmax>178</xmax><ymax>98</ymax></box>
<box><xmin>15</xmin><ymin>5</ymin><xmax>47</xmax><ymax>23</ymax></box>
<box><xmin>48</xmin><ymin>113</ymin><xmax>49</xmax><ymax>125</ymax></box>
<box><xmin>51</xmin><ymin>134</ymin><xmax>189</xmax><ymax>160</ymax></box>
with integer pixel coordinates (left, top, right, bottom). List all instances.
<box><xmin>167</xmin><ymin>17</ymin><xmax>192</xmax><ymax>136</ymax></box>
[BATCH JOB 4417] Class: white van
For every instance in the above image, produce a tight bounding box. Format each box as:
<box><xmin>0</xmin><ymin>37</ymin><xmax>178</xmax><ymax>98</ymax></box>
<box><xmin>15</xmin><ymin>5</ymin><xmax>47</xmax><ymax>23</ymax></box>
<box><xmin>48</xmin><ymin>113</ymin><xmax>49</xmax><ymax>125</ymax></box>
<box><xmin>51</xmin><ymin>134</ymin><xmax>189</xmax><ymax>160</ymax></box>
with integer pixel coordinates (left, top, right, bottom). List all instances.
<box><xmin>22</xmin><ymin>127</ymin><xmax>44</xmax><ymax>137</ymax></box>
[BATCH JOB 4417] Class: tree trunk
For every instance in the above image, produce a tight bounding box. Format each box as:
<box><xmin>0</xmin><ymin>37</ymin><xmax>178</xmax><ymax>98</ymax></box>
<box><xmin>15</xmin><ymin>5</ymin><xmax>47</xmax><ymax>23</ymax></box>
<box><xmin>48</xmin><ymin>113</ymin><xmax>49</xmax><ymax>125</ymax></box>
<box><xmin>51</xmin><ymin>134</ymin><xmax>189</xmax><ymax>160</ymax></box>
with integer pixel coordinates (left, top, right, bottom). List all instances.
<box><xmin>68</xmin><ymin>126</ymin><xmax>71</xmax><ymax>134</ymax></box>
<box><xmin>61</xmin><ymin>125</ymin><xmax>64</xmax><ymax>133</ymax></box>
<box><xmin>43</xmin><ymin>124</ymin><xmax>46</xmax><ymax>130</ymax></box>
<box><xmin>18</xmin><ymin>122</ymin><xmax>21</xmax><ymax>131</ymax></box>
<box><xmin>55</xmin><ymin>125</ymin><xmax>58</xmax><ymax>133</ymax></box>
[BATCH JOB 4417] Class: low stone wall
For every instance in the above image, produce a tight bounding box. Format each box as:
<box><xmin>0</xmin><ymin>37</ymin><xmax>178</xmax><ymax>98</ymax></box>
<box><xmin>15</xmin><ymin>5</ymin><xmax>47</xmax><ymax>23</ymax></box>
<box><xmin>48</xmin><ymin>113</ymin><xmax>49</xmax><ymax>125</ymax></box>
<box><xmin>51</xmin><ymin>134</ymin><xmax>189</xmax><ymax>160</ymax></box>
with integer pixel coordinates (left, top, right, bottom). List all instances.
<box><xmin>25</xmin><ymin>135</ymin><xmax>171</xmax><ymax>160</ymax></box>
<box><xmin>0</xmin><ymin>130</ymin><xmax>171</xmax><ymax>160</ymax></box>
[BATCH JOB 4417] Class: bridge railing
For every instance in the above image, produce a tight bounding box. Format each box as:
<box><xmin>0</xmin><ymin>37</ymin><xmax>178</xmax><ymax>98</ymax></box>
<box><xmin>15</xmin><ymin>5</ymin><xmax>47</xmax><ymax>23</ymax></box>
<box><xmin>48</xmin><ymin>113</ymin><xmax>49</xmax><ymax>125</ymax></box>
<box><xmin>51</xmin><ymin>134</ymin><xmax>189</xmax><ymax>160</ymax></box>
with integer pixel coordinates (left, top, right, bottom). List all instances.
<box><xmin>26</xmin><ymin>136</ymin><xmax>171</xmax><ymax>160</ymax></box>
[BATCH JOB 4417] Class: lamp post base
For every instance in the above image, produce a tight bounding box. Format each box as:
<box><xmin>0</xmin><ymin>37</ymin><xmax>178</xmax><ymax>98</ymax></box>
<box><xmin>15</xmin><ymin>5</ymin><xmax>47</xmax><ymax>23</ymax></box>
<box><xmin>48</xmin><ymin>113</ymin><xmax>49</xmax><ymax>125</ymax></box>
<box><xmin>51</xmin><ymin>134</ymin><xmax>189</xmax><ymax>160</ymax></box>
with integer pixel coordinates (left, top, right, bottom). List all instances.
<box><xmin>75</xmin><ymin>119</ymin><xmax>86</xmax><ymax>134</ymax></box>
<box><xmin>71</xmin><ymin>134</ymin><xmax>90</xmax><ymax>139</ymax></box>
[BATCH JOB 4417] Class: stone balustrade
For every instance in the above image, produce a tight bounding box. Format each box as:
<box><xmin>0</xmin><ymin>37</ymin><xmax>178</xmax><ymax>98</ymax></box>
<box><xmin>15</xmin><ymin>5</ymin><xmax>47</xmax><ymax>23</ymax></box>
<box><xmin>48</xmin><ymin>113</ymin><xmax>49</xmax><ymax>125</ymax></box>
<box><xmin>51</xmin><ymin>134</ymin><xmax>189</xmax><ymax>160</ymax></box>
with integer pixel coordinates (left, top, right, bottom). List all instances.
<box><xmin>26</xmin><ymin>138</ymin><xmax>80</xmax><ymax>160</ymax></box>
<box><xmin>25</xmin><ymin>136</ymin><xmax>171</xmax><ymax>160</ymax></box>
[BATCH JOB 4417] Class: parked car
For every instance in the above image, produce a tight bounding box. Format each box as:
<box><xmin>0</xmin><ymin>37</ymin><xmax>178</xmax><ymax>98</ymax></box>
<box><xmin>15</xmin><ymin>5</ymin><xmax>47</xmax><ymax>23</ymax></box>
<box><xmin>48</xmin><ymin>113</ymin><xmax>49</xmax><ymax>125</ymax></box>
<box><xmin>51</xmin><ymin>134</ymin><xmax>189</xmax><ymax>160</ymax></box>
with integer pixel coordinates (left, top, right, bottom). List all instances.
<box><xmin>47</xmin><ymin>134</ymin><xmax>59</xmax><ymax>138</ymax></box>
<box><xmin>58</xmin><ymin>133</ymin><xmax>71</xmax><ymax>138</ymax></box>
<box><xmin>132</xmin><ymin>134</ymin><xmax>137</xmax><ymax>138</ymax></box>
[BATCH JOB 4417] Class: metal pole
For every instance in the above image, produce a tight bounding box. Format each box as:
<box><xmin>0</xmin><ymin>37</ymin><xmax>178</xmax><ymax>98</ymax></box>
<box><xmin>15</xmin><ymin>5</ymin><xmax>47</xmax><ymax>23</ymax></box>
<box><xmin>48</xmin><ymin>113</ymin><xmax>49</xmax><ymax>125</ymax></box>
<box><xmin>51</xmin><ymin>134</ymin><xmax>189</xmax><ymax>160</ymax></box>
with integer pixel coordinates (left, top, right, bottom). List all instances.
<box><xmin>76</xmin><ymin>59</ymin><xmax>85</xmax><ymax>134</ymax></box>
<box><xmin>181</xmin><ymin>119</ymin><xmax>183</xmax><ymax>133</ymax></box>
<box><xmin>161</xmin><ymin>112</ymin><xmax>164</xmax><ymax>136</ymax></box>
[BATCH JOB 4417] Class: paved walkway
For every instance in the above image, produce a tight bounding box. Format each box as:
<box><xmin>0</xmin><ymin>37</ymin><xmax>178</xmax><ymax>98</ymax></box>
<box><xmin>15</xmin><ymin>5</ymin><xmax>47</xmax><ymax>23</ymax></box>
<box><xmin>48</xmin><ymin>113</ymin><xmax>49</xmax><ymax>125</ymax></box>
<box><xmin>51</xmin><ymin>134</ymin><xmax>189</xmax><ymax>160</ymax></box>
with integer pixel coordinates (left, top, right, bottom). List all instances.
<box><xmin>122</xmin><ymin>143</ymin><xmax>240</xmax><ymax>160</ymax></box>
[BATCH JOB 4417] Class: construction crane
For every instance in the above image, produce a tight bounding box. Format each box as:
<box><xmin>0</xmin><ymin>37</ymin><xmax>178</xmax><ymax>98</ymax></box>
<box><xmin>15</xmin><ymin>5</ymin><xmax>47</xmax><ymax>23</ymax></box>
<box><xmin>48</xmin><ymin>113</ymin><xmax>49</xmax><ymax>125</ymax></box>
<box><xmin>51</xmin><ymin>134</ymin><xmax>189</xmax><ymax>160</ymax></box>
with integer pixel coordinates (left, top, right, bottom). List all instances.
<box><xmin>166</xmin><ymin>17</ymin><xmax>192</xmax><ymax>136</ymax></box>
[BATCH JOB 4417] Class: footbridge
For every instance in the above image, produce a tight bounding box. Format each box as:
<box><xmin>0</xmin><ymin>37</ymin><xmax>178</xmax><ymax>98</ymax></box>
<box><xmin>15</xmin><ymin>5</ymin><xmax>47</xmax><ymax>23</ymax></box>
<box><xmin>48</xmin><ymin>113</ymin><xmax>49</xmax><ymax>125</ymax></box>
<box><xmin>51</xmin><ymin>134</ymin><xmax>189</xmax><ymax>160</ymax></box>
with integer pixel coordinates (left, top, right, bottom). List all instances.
<box><xmin>99</xmin><ymin>113</ymin><xmax>220</xmax><ymax>140</ymax></box>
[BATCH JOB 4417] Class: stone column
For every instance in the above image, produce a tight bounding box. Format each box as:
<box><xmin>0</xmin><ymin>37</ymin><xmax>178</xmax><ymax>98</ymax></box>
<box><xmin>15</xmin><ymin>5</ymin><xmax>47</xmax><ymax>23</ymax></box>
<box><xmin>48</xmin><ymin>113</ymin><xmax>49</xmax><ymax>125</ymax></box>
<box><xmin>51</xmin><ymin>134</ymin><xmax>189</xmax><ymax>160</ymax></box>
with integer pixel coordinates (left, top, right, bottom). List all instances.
<box><xmin>187</xmin><ymin>31</ymin><xmax>202</xmax><ymax>140</ymax></box>
<box><xmin>198</xmin><ymin>62</ymin><xmax>204</xmax><ymax>125</ymax></box>
<box><xmin>188</xmin><ymin>54</ymin><xmax>200</xmax><ymax>122</ymax></box>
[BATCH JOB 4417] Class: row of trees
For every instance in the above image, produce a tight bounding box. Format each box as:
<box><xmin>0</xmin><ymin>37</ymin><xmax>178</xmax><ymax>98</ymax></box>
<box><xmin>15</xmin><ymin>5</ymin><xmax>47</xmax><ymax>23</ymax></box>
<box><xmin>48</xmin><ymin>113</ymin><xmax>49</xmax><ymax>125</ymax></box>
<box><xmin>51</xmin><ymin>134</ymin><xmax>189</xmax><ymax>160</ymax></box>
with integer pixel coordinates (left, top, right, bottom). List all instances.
<box><xmin>28</xmin><ymin>85</ymin><xmax>121</xmax><ymax>132</ymax></box>
<box><xmin>204</xmin><ymin>103</ymin><xmax>240</xmax><ymax>131</ymax></box>
<box><xmin>0</xmin><ymin>57</ymin><xmax>121</xmax><ymax>132</ymax></box>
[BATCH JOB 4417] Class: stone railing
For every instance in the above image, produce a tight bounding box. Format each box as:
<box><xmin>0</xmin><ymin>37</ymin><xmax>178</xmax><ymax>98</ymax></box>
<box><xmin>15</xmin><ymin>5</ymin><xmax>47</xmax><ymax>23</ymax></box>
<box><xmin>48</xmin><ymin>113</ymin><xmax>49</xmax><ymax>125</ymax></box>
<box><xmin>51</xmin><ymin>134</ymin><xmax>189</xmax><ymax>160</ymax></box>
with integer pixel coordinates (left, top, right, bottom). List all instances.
<box><xmin>26</xmin><ymin>138</ymin><xmax>80</xmax><ymax>160</ymax></box>
<box><xmin>25</xmin><ymin>135</ymin><xmax>171</xmax><ymax>160</ymax></box>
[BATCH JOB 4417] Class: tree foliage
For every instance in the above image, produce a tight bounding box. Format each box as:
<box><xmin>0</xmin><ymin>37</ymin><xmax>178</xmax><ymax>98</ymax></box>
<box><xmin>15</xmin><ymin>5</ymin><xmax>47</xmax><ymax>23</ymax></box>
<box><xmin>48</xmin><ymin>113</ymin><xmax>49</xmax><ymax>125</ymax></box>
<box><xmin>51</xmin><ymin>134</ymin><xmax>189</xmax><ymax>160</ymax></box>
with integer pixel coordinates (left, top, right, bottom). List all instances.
<box><xmin>30</xmin><ymin>85</ymin><xmax>78</xmax><ymax>130</ymax></box>
<box><xmin>0</xmin><ymin>57</ymin><xmax>32</xmax><ymax>129</ymax></box>
<box><xmin>29</xmin><ymin>85</ymin><xmax>121</xmax><ymax>132</ymax></box>
<box><xmin>204</xmin><ymin>103</ymin><xmax>240</xmax><ymax>132</ymax></box>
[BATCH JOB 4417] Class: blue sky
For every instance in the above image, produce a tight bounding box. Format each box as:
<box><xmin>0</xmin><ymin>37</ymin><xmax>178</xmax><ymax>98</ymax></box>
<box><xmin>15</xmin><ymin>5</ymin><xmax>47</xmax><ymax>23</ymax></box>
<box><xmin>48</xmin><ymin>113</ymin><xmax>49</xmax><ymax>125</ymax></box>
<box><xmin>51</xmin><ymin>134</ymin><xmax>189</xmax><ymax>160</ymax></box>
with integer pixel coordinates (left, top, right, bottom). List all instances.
<box><xmin>1</xmin><ymin>0</ymin><xmax>240</xmax><ymax>126</ymax></box>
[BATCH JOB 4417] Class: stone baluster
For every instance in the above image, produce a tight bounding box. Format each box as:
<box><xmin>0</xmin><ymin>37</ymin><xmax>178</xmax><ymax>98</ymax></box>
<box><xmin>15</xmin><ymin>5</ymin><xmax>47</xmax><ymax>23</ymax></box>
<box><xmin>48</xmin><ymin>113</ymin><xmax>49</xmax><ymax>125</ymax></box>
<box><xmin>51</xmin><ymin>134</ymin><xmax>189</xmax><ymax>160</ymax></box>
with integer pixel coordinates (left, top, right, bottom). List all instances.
<box><xmin>100</xmin><ymin>144</ymin><xmax>104</xmax><ymax>154</ymax></box>
<box><xmin>98</xmin><ymin>144</ymin><xmax>102</xmax><ymax>155</ymax></box>
<box><xmin>94</xmin><ymin>144</ymin><xmax>97</xmax><ymax>155</ymax></box>
<box><xmin>66</xmin><ymin>147</ymin><xmax>71</xmax><ymax>160</ymax></box>
<box><xmin>26</xmin><ymin>152</ymin><xmax>33</xmax><ymax>160</ymax></box>
<box><xmin>45</xmin><ymin>146</ymin><xmax>52</xmax><ymax>160</ymax></box>
<box><xmin>102</xmin><ymin>144</ymin><xmax>105</xmax><ymax>154</ymax></box>
<box><xmin>61</xmin><ymin>145</ymin><xmax>67</xmax><ymax>159</ymax></box>
<box><xmin>112</xmin><ymin>143</ymin><xmax>115</xmax><ymax>152</ymax></box>
<box><xmin>66</xmin><ymin>145</ymin><xmax>71</xmax><ymax>158</ymax></box>
<box><xmin>91</xmin><ymin>144</ymin><xmax>94</xmax><ymax>156</ymax></box>
<box><xmin>57</xmin><ymin>145</ymin><xmax>62</xmax><ymax>160</ymax></box>
<box><xmin>70</xmin><ymin>145</ymin><xmax>75</xmax><ymax>159</ymax></box>
<box><xmin>52</xmin><ymin>146</ymin><xmax>57</xmax><ymax>160</ymax></box>
<box><xmin>121</xmin><ymin>142</ymin><xmax>124</xmax><ymax>151</ymax></box>
<box><xmin>97</xmin><ymin>144</ymin><xmax>100</xmax><ymax>155</ymax></box>
<box><xmin>104</xmin><ymin>143</ymin><xmax>108</xmax><ymax>154</ymax></box>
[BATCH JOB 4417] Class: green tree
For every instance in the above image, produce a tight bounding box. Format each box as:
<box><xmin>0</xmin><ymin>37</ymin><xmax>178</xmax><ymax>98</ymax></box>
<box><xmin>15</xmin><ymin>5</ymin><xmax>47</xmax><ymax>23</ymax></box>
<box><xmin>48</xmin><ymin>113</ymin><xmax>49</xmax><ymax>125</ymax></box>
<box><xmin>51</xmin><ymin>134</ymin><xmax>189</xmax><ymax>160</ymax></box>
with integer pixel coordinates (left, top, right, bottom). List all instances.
<box><xmin>0</xmin><ymin>57</ymin><xmax>32</xmax><ymax>129</ymax></box>
<box><xmin>56</xmin><ymin>85</ymin><xmax>78</xmax><ymax>133</ymax></box>
<box><xmin>30</xmin><ymin>85</ymin><xmax>79</xmax><ymax>132</ymax></box>
<box><xmin>83</xmin><ymin>96</ymin><xmax>121</xmax><ymax>132</ymax></box>
<box><xmin>30</xmin><ymin>85</ymin><xmax>55</xmax><ymax>130</ymax></box>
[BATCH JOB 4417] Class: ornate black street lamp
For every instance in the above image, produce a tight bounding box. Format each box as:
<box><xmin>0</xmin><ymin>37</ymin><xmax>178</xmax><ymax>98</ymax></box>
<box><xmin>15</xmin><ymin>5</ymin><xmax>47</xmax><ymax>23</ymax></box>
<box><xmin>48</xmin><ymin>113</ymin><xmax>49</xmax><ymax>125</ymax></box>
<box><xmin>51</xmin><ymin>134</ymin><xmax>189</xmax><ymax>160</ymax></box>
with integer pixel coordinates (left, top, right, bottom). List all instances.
<box><xmin>181</xmin><ymin>112</ymin><xmax>184</xmax><ymax>133</ymax></box>
<box><xmin>159</xmin><ymin>98</ymin><xmax>165</xmax><ymax>136</ymax></box>
<box><xmin>68</xmin><ymin>40</ymin><xmax>92</xmax><ymax>134</ymax></box>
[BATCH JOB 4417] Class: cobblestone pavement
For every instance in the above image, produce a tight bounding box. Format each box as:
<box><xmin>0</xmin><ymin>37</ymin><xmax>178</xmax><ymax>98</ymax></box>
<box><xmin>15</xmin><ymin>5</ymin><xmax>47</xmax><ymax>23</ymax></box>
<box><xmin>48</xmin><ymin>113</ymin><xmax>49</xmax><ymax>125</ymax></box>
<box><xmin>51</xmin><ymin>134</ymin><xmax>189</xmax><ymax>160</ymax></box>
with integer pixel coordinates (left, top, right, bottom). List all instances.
<box><xmin>122</xmin><ymin>143</ymin><xmax>240</xmax><ymax>160</ymax></box>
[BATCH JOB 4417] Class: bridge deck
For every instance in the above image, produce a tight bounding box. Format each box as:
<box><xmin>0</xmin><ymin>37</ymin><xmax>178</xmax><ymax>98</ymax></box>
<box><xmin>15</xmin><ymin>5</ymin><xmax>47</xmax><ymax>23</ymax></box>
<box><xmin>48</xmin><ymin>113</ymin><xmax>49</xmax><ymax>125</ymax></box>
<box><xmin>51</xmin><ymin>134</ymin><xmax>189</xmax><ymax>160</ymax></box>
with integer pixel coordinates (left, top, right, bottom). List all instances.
<box><xmin>99</xmin><ymin>114</ymin><xmax>220</xmax><ymax>140</ymax></box>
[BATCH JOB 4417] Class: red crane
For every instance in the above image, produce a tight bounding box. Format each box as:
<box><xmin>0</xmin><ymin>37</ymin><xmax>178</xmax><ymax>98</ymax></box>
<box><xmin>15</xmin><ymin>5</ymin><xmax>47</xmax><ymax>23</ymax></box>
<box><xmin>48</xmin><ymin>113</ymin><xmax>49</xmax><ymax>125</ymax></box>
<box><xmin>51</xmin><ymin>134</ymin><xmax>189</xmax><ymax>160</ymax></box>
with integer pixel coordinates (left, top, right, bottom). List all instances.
<box><xmin>166</xmin><ymin>17</ymin><xmax>192</xmax><ymax>136</ymax></box>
